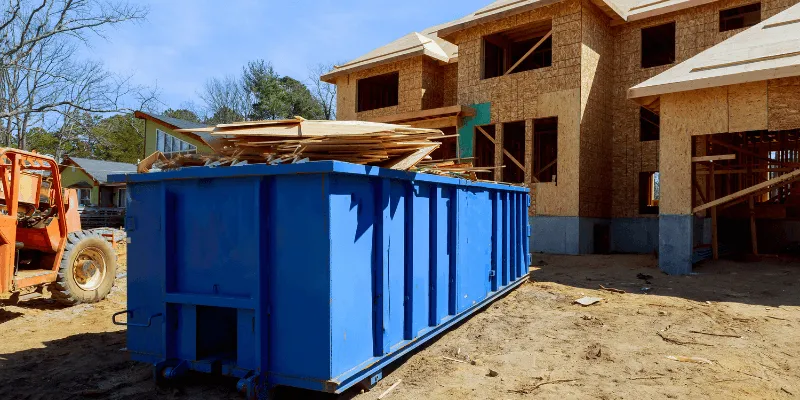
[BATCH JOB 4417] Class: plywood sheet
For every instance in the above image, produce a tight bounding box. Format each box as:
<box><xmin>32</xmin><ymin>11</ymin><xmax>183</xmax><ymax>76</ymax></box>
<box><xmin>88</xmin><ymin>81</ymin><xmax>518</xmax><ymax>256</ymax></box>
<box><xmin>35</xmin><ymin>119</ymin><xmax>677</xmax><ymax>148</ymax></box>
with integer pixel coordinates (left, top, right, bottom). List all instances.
<box><xmin>768</xmin><ymin>76</ymin><xmax>800</xmax><ymax>131</ymax></box>
<box><xmin>729</xmin><ymin>81</ymin><xmax>768</xmax><ymax>132</ymax></box>
<box><xmin>534</xmin><ymin>88</ymin><xmax>581</xmax><ymax>217</ymax></box>
<box><xmin>659</xmin><ymin>92</ymin><xmax>695</xmax><ymax>215</ymax></box>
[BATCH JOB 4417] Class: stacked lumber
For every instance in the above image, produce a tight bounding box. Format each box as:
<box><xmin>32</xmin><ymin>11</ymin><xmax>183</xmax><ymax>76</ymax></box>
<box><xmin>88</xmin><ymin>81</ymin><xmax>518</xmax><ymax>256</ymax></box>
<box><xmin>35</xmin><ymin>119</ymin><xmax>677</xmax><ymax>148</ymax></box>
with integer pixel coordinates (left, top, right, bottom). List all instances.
<box><xmin>167</xmin><ymin>118</ymin><xmax>445</xmax><ymax>171</ymax></box>
<box><xmin>412</xmin><ymin>161</ymin><xmax>499</xmax><ymax>181</ymax></box>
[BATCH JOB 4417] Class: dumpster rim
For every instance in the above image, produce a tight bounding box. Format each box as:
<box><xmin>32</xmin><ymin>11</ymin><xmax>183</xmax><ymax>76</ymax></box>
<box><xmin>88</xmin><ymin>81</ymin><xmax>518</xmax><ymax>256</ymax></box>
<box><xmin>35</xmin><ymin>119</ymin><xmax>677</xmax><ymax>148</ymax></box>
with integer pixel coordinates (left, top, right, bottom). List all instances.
<box><xmin>108</xmin><ymin>161</ymin><xmax>529</xmax><ymax>193</ymax></box>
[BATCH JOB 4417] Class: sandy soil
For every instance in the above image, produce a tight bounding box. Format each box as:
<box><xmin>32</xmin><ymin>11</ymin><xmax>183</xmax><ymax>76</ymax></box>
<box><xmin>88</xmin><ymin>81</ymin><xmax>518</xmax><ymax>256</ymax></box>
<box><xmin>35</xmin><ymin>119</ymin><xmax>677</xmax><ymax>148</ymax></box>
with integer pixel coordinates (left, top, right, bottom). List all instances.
<box><xmin>1</xmin><ymin>249</ymin><xmax>798</xmax><ymax>400</ymax></box>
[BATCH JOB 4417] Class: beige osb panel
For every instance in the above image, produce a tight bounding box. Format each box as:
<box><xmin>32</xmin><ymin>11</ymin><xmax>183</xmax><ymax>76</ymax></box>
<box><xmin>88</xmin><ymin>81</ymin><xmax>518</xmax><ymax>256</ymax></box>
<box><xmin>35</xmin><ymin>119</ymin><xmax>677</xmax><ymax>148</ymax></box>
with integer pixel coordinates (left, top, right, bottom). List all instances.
<box><xmin>674</xmin><ymin>86</ymin><xmax>730</xmax><ymax>135</ymax></box>
<box><xmin>442</xmin><ymin>63</ymin><xmax>459</xmax><ymax>107</ymax></box>
<box><xmin>659</xmin><ymin>92</ymin><xmax>694</xmax><ymax>215</ymax></box>
<box><xmin>579</xmin><ymin>0</ymin><xmax>614</xmax><ymax>219</ymax></box>
<box><xmin>533</xmin><ymin>88</ymin><xmax>581</xmax><ymax>217</ymax></box>
<box><xmin>333</xmin><ymin>57</ymin><xmax>426</xmax><ymax>121</ymax></box>
<box><xmin>607</xmin><ymin>0</ymin><xmax>793</xmax><ymax>218</ymax></box>
<box><xmin>336</xmin><ymin>75</ymin><xmax>356</xmax><ymax>121</ymax></box>
<box><xmin>768</xmin><ymin>76</ymin><xmax>800</xmax><ymax>131</ymax></box>
<box><xmin>421</xmin><ymin>58</ymin><xmax>445</xmax><ymax>110</ymax></box>
<box><xmin>454</xmin><ymin>0</ymin><xmax>583</xmax><ymax>123</ymax></box>
<box><xmin>729</xmin><ymin>81</ymin><xmax>768</xmax><ymax>132</ymax></box>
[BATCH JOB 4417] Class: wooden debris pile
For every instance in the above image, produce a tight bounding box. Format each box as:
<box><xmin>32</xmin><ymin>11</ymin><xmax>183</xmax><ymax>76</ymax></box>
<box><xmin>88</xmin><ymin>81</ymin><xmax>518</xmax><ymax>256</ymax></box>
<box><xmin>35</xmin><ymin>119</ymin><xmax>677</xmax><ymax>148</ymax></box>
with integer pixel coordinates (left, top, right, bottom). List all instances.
<box><xmin>412</xmin><ymin>161</ymin><xmax>500</xmax><ymax>181</ymax></box>
<box><xmin>154</xmin><ymin>118</ymin><xmax>451</xmax><ymax>171</ymax></box>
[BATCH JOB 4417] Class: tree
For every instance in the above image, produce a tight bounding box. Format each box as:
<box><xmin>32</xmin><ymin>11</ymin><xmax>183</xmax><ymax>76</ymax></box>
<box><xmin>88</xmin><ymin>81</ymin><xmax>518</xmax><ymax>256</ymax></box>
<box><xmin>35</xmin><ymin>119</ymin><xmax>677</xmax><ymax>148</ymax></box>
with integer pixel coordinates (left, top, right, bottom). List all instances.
<box><xmin>0</xmin><ymin>0</ymin><xmax>151</xmax><ymax>149</ymax></box>
<box><xmin>307</xmin><ymin>63</ymin><xmax>337</xmax><ymax>120</ymax></box>
<box><xmin>200</xmin><ymin>74</ymin><xmax>251</xmax><ymax>124</ymax></box>
<box><xmin>244</xmin><ymin>60</ymin><xmax>284</xmax><ymax>120</ymax></box>
<box><xmin>207</xmin><ymin>106</ymin><xmax>243</xmax><ymax>125</ymax></box>
<box><xmin>163</xmin><ymin>108</ymin><xmax>201</xmax><ymax>123</ymax></box>
<box><xmin>279</xmin><ymin>76</ymin><xmax>325</xmax><ymax>120</ymax></box>
<box><xmin>90</xmin><ymin>114</ymin><xmax>144</xmax><ymax>163</ymax></box>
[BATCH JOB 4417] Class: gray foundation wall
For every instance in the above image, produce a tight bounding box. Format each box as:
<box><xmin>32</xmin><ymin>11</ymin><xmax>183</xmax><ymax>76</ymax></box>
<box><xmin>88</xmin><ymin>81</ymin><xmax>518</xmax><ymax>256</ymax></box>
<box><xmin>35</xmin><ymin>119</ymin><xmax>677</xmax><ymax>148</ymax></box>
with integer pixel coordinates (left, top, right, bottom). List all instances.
<box><xmin>529</xmin><ymin>216</ymin><xmax>610</xmax><ymax>255</ymax></box>
<box><xmin>609</xmin><ymin>217</ymin><xmax>659</xmax><ymax>254</ymax></box>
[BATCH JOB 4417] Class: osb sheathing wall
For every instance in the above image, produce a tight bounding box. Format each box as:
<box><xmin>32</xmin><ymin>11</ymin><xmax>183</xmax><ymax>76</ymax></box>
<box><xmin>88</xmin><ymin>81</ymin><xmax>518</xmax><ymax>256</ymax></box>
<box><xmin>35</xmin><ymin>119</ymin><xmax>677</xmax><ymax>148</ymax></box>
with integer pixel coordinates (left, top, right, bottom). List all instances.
<box><xmin>579</xmin><ymin>0</ymin><xmax>614</xmax><ymax>219</ymax></box>
<box><xmin>335</xmin><ymin>56</ymin><xmax>446</xmax><ymax>121</ymax></box>
<box><xmin>450</xmin><ymin>0</ymin><xmax>583</xmax><ymax>217</ymax></box>
<box><xmin>610</xmin><ymin>0</ymin><xmax>799</xmax><ymax>219</ymax></box>
<box><xmin>442</xmin><ymin>63</ymin><xmax>459</xmax><ymax>108</ymax></box>
<box><xmin>659</xmin><ymin>80</ymin><xmax>800</xmax><ymax>215</ymax></box>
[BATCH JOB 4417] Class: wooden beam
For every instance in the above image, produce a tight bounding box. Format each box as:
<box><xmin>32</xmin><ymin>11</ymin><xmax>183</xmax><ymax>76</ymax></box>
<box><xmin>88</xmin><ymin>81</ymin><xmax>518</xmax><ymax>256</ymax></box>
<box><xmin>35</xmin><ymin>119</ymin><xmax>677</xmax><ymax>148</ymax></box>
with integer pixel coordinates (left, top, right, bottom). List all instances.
<box><xmin>692</xmin><ymin>154</ymin><xmax>736</xmax><ymax>163</ymax></box>
<box><xmin>696</xmin><ymin>167</ymin><xmax>796</xmax><ymax>175</ymax></box>
<box><xmin>693</xmin><ymin>168</ymin><xmax>800</xmax><ymax>213</ymax></box>
<box><xmin>708</xmin><ymin>137</ymin><xmax>800</xmax><ymax>167</ymax></box>
<box><xmin>710</xmin><ymin>162</ymin><xmax>718</xmax><ymax>260</ymax></box>
<box><xmin>693</xmin><ymin>178</ymin><xmax>707</xmax><ymax>204</ymax></box>
<box><xmin>407</xmin><ymin>116</ymin><xmax>459</xmax><ymax>129</ymax></box>
<box><xmin>535</xmin><ymin>158</ymin><xmax>557</xmax><ymax>177</ymax></box>
<box><xmin>749</xmin><ymin>196</ymin><xmax>758</xmax><ymax>256</ymax></box>
<box><xmin>368</xmin><ymin>105</ymin><xmax>475</xmax><ymax>124</ymax></box>
<box><xmin>504</xmin><ymin>30</ymin><xmax>552</xmax><ymax>76</ymax></box>
<box><xmin>476</xmin><ymin>126</ymin><xmax>525</xmax><ymax>173</ymax></box>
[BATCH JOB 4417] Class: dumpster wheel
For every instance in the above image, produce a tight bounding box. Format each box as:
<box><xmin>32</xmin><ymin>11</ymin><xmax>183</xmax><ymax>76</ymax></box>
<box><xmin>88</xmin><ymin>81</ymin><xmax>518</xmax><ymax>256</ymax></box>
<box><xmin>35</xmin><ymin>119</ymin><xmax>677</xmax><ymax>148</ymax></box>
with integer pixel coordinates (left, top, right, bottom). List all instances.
<box><xmin>50</xmin><ymin>230</ymin><xmax>117</xmax><ymax>305</ymax></box>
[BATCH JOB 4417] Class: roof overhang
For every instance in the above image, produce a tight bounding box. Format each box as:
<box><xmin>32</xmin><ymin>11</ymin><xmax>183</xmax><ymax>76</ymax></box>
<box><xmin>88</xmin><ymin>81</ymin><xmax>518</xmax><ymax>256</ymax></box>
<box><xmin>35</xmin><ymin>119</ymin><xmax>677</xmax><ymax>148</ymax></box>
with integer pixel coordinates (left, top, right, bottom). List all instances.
<box><xmin>629</xmin><ymin>3</ymin><xmax>800</xmax><ymax>102</ymax></box>
<box><xmin>626</xmin><ymin>0</ymin><xmax>719</xmax><ymax>21</ymax></box>
<box><xmin>60</xmin><ymin>156</ymin><xmax>100</xmax><ymax>186</ymax></box>
<box><xmin>321</xmin><ymin>48</ymin><xmax>447</xmax><ymax>84</ymax></box>
<box><xmin>437</xmin><ymin>0</ymin><xmax>563</xmax><ymax>42</ymax></box>
<box><xmin>134</xmin><ymin>111</ymin><xmax>213</xmax><ymax>147</ymax></box>
<box><xmin>321</xmin><ymin>33</ymin><xmax>452</xmax><ymax>83</ymax></box>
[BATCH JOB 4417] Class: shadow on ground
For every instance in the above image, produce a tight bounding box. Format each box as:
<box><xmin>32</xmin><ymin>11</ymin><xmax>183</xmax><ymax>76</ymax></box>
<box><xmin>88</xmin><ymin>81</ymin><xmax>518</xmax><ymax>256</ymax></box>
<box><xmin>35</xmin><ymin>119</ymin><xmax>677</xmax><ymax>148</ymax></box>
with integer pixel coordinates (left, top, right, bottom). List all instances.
<box><xmin>531</xmin><ymin>253</ymin><xmax>800</xmax><ymax>308</ymax></box>
<box><xmin>0</xmin><ymin>329</ymin><xmax>390</xmax><ymax>400</ymax></box>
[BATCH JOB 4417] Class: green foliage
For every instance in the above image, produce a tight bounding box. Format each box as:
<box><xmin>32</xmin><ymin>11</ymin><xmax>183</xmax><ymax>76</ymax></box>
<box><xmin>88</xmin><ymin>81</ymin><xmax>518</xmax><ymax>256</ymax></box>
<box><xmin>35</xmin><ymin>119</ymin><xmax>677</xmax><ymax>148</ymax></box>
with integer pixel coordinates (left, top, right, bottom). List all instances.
<box><xmin>240</xmin><ymin>60</ymin><xmax>325</xmax><ymax>121</ymax></box>
<box><xmin>207</xmin><ymin>106</ymin><xmax>244</xmax><ymax>125</ymax></box>
<box><xmin>163</xmin><ymin>109</ymin><xmax>202</xmax><ymax>123</ymax></box>
<box><xmin>90</xmin><ymin>115</ymin><xmax>145</xmax><ymax>164</ymax></box>
<box><xmin>26</xmin><ymin>112</ymin><xmax>143</xmax><ymax>164</ymax></box>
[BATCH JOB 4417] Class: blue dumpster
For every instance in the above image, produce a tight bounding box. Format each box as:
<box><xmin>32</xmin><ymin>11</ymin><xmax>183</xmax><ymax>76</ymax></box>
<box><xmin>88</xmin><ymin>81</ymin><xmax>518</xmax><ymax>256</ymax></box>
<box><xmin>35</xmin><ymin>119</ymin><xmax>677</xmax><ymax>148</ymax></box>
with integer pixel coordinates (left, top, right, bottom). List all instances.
<box><xmin>110</xmin><ymin>161</ymin><xmax>530</xmax><ymax>397</ymax></box>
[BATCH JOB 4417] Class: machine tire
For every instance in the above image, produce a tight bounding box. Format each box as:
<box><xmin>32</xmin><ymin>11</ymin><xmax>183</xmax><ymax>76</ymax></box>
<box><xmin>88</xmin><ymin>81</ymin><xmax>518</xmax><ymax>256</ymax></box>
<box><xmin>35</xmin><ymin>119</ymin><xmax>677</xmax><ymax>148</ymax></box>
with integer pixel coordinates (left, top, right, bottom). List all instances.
<box><xmin>50</xmin><ymin>230</ymin><xmax>117</xmax><ymax>305</ymax></box>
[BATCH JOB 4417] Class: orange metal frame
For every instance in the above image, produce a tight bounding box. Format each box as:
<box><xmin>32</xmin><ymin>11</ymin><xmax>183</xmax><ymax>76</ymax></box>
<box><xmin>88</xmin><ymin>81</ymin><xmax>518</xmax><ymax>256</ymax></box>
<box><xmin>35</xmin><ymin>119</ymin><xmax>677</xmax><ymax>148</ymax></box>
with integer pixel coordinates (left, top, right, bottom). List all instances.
<box><xmin>0</xmin><ymin>149</ymin><xmax>69</xmax><ymax>294</ymax></box>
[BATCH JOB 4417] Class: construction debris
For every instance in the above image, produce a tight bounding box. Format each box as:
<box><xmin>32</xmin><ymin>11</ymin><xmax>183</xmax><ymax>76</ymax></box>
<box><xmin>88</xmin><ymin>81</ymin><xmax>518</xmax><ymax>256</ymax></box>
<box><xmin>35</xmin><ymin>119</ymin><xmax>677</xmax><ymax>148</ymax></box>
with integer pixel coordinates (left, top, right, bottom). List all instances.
<box><xmin>666</xmin><ymin>356</ymin><xmax>714</xmax><ymax>365</ymax></box>
<box><xmin>575</xmin><ymin>297</ymin><xmax>604</xmax><ymax>306</ymax></box>
<box><xmin>156</xmin><ymin>118</ymin><xmax>463</xmax><ymax>173</ymax></box>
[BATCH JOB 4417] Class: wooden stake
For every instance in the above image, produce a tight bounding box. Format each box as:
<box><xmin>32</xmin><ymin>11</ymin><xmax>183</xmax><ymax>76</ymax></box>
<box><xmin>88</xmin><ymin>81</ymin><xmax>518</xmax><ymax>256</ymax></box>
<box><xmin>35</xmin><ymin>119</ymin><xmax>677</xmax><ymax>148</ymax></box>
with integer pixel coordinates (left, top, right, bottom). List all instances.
<box><xmin>504</xmin><ymin>30</ymin><xmax>552</xmax><ymax>76</ymax></box>
<box><xmin>710</xmin><ymin>162</ymin><xmax>719</xmax><ymax>260</ymax></box>
<box><xmin>378</xmin><ymin>380</ymin><xmax>402</xmax><ymax>399</ymax></box>
<box><xmin>749</xmin><ymin>196</ymin><xmax>758</xmax><ymax>255</ymax></box>
<box><xmin>477</xmin><ymin>126</ymin><xmax>526</xmax><ymax>173</ymax></box>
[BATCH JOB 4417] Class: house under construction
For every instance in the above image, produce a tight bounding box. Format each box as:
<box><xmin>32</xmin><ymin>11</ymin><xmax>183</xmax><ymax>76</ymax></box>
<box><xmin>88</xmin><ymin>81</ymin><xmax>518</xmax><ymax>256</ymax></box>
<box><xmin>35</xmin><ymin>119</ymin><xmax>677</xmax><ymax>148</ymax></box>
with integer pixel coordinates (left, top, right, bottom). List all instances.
<box><xmin>321</xmin><ymin>0</ymin><xmax>800</xmax><ymax>275</ymax></box>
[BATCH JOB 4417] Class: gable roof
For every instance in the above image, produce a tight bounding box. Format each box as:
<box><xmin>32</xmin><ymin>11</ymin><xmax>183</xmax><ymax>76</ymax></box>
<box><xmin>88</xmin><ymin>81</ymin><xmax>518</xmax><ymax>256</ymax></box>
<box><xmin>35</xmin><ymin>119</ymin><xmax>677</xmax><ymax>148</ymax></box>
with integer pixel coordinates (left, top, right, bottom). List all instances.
<box><xmin>321</xmin><ymin>30</ymin><xmax>457</xmax><ymax>83</ymax></box>
<box><xmin>134</xmin><ymin>111</ymin><xmax>214</xmax><ymax>148</ymax></box>
<box><xmin>323</xmin><ymin>0</ymin><xmax>732</xmax><ymax>83</ymax></box>
<box><xmin>437</xmin><ymin>0</ymin><xmax>564</xmax><ymax>40</ymax></box>
<box><xmin>629</xmin><ymin>2</ymin><xmax>800</xmax><ymax>100</ymax></box>
<box><xmin>134</xmin><ymin>111</ymin><xmax>207</xmax><ymax>131</ymax></box>
<box><xmin>62</xmin><ymin>156</ymin><xmax>137</xmax><ymax>184</ymax></box>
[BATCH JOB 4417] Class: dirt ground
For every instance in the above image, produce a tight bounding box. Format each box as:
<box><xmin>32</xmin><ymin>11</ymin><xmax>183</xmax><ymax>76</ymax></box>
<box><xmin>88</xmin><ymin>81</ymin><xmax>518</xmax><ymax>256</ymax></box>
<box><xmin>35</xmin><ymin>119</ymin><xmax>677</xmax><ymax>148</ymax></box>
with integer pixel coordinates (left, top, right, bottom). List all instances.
<box><xmin>1</xmin><ymin>248</ymin><xmax>799</xmax><ymax>400</ymax></box>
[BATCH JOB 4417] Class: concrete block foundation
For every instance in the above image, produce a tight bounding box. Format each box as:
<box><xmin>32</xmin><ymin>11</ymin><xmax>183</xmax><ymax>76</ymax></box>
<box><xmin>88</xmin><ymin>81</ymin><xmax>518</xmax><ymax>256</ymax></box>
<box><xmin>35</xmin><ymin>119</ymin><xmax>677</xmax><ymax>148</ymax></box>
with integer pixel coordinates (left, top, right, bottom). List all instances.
<box><xmin>659</xmin><ymin>214</ymin><xmax>694</xmax><ymax>275</ymax></box>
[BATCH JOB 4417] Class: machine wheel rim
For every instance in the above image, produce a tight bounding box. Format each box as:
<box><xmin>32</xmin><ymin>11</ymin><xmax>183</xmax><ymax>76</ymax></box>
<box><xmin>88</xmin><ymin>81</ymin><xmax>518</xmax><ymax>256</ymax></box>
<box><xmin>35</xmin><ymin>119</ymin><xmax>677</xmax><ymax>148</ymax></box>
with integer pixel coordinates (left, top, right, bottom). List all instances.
<box><xmin>72</xmin><ymin>246</ymin><xmax>107</xmax><ymax>291</ymax></box>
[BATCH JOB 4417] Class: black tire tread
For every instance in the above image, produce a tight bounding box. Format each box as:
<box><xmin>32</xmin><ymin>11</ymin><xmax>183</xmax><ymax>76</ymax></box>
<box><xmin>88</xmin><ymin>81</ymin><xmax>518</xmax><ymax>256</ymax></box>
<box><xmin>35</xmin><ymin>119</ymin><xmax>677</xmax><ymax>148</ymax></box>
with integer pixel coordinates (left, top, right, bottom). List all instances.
<box><xmin>50</xmin><ymin>230</ymin><xmax>117</xmax><ymax>305</ymax></box>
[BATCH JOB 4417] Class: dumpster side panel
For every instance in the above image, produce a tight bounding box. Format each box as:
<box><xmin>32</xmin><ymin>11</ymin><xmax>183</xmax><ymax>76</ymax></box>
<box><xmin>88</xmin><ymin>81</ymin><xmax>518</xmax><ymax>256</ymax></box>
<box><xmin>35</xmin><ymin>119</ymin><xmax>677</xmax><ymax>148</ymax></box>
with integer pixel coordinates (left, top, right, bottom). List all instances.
<box><xmin>160</xmin><ymin>177</ymin><xmax>262</xmax><ymax>368</ymax></box>
<box><xmin>430</xmin><ymin>186</ymin><xmax>453</xmax><ymax>325</ymax></box>
<box><xmin>165</xmin><ymin>178</ymin><xmax>260</xmax><ymax>299</ymax></box>
<box><xmin>456</xmin><ymin>189</ymin><xmax>492</xmax><ymax>312</ymax></box>
<box><xmin>126</xmin><ymin>182</ymin><xmax>167</xmax><ymax>361</ymax></box>
<box><xmin>406</xmin><ymin>182</ymin><xmax>431</xmax><ymax>339</ymax></box>
<box><xmin>377</xmin><ymin>179</ymin><xmax>407</xmax><ymax>355</ymax></box>
<box><xmin>328</xmin><ymin>174</ymin><xmax>378</xmax><ymax>378</ymax></box>
<box><xmin>268</xmin><ymin>174</ymin><xmax>333</xmax><ymax>380</ymax></box>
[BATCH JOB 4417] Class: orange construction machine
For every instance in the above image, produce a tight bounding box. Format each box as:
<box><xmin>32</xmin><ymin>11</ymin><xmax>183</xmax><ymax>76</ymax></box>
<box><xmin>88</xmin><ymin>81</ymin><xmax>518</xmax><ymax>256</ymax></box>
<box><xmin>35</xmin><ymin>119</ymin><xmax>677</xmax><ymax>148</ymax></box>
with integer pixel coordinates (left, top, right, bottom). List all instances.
<box><xmin>0</xmin><ymin>149</ymin><xmax>117</xmax><ymax>304</ymax></box>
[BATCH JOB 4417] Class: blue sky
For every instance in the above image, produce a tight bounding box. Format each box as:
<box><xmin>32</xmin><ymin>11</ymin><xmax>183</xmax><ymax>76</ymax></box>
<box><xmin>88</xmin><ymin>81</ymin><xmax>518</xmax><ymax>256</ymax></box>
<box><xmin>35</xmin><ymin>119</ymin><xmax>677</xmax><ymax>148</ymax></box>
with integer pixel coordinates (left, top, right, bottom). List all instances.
<box><xmin>80</xmin><ymin>0</ymin><xmax>488</xmax><ymax>112</ymax></box>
